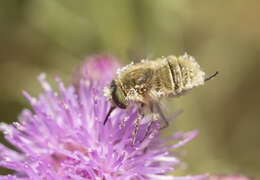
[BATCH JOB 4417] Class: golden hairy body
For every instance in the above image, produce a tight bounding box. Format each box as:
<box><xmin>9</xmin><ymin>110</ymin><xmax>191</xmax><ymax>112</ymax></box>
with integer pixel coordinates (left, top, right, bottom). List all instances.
<box><xmin>104</xmin><ymin>53</ymin><xmax>217</xmax><ymax>146</ymax></box>
<box><xmin>114</xmin><ymin>54</ymin><xmax>205</xmax><ymax>104</ymax></box>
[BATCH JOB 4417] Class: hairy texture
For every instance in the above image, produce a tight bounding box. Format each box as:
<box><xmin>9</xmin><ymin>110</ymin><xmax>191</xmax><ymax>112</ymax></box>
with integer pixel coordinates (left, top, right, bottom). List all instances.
<box><xmin>105</xmin><ymin>53</ymin><xmax>206</xmax><ymax>104</ymax></box>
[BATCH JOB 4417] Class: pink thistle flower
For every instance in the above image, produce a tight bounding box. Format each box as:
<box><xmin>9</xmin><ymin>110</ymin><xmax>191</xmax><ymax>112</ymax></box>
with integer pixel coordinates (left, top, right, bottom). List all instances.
<box><xmin>72</xmin><ymin>54</ymin><xmax>121</xmax><ymax>87</ymax></box>
<box><xmin>0</xmin><ymin>57</ymin><xmax>207</xmax><ymax>180</ymax></box>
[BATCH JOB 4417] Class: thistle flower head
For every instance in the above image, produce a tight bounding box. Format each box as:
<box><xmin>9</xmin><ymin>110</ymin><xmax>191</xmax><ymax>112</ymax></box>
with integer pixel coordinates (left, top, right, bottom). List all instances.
<box><xmin>72</xmin><ymin>54</ymin><xmax>121</xmax><ymax>87</ymax></box>
<box><xmin>0</xmin><ymin>57</ymin><xmax>207</xmax><ymax>180</ymax></box>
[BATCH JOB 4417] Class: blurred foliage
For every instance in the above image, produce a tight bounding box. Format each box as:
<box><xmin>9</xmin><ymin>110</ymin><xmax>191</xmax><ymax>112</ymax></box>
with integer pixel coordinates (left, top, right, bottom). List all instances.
<box><xmin>0</xmin><ymin>0</ymin><xmax>259</xmax><ymax>178</ymax></box>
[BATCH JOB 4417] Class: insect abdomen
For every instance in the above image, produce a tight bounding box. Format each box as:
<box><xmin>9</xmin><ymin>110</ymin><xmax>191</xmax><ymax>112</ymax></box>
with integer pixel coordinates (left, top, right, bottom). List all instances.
<box><xmin>151</xmin><ymin>59</ymin><xmax>175</xmax><ymax>96</ymax></box>
<box><xmin>167</xmin><ymin>54</ymin><xmax>205</xmax><ymax>95</ymax></box>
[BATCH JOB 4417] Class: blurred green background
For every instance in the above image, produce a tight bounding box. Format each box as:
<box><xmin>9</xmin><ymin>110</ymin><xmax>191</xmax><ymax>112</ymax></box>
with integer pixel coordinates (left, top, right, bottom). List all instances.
<box><xmin>0</xmin><ymin>0</ymin><xmax>259</xmax><ymax>178</ymax></box>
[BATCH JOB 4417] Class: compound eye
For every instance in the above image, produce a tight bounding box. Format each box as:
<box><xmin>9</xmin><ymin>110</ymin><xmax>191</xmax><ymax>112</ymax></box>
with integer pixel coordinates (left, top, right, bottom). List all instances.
<box><xmin>110</xmin><ymin>81</ymin><xmax>128</xmax><ymax>109</ymax></box>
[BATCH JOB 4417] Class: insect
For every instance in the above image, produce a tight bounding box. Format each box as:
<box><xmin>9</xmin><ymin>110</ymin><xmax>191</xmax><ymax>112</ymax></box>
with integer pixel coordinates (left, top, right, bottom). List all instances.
<box><xmin>103</xmin><ymin>53</ymin><xmax>218</xmax><ymax>146</ymax></box>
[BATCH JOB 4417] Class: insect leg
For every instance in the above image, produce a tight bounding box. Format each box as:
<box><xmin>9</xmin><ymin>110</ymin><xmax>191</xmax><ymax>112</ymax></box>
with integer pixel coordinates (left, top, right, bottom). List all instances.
<box><xmin>142</xmin><ymin>104</ymin><xmax>155</xmax><ymax>142</ymax></box>
<box><xmin>155</xmin><ymin>103</ymin><xmax>169</xmax><ymax>130</ymax></box>
<box><xmin>132</xmin><ymin>104</ymin><xmax>144</xmax><ymax>146</ymax></box>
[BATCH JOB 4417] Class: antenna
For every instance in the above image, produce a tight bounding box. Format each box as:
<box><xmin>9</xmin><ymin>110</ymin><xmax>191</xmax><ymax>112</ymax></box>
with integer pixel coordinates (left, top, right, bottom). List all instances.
<box><xmin>205</xmin><ymin>71</ymin><xmax>219</xmax><ymax>82</ymax></box>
